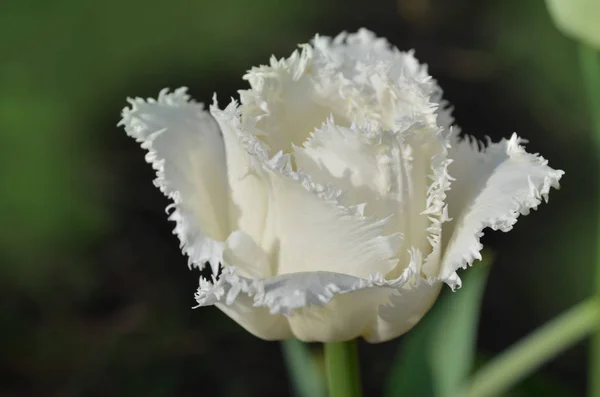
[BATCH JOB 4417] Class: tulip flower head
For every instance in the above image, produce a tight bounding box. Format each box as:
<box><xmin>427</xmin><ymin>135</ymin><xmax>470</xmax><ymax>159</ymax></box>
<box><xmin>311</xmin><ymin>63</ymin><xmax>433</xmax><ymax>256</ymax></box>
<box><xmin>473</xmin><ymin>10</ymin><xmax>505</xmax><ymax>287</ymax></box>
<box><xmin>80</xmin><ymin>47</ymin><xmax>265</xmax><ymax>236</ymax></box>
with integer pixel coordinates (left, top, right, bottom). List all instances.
<box><xmin>120</xmin><ymin>29</ymin><xmax>563</xmax><ymax>343</ymax></box>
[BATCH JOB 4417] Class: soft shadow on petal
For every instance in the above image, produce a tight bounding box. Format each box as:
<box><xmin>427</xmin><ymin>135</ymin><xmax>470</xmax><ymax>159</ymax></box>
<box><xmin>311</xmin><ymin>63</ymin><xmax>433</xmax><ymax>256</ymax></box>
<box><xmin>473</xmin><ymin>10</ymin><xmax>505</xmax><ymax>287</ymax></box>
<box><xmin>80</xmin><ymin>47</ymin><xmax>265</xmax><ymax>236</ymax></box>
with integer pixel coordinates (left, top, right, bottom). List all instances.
<box><xmin>240</xmin><ymin>46</ymin><xmax>351</xmax><ymax>153</ymax></box>
<box><xmin>362</xmin><ymin>247</ymin><xmax>443</xmax><ymax>343</ymax></box>
<box><xmin>313</xmin><ymin>29</ymin><xmax>428</xmax><ymax>84</ymax></box>
<box><xmin>211</xmin><ymin>100</ymin><xmax>400</xmax><ymax>279</ymax></box>
<box><xmin>196</xmin><ymin>264</ymin><xmax>416</xmax><ymax>342</ymax></box>
<box><xmin>215</xmin><ymin>295</ymin><xmax>292</xmax><ymax>341</ymax></box>
<box><xmin>210</xmin><ymin>99</ymin><xmax>271</xmax><ymax>250</ymax></box>
<box><xmin>294</xmin><ymin>119</ymin><xmax>451</xmax><ymax>279</ymax></box>
<box><xmin>200</xmin><ymin>230</ymin><xmax>292</xmax><ymax>340</ymax></box>
<box><xmin>294</xmin><ymin>120</ymin><xmax>401</xmax><ymax>221</ymax></box>
<box><xmin>288</xmin><ymin>286</ymin><xmax>392</xmax><ymax>342</ymax></box>
<box><xmin>120</xmin><ymin>88</ymin><xmax>231</xmax><ymax>270</ymax></box>
<box><xmin>440</xmin><ymin>134</ymin><xmax>564</xmax><ymax>288</ymax></box>
<box><xmin>263</xmin><ymin>154</ymin><xmax>402</xmax><ymax>278</ymax></box>
<box><xmin>222</xmin><ymin>230</ymin><xmax>274</xmax><ymax>278</ymax></box>
<box><xmin>365</xmin><ymin>279</ymin><xmax>443</xmax><ymax>343</ymax></box>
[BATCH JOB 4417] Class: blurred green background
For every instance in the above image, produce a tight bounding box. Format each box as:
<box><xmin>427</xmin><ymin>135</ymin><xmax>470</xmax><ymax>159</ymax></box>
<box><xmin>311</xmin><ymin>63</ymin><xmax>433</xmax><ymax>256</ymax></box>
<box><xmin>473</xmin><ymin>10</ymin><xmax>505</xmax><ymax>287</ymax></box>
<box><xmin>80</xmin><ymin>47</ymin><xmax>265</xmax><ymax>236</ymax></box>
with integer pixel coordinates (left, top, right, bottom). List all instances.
<box><xmin>0</xmin><ymin>0</ymin><xmax>594</xmax><ymax>395</ymax></box>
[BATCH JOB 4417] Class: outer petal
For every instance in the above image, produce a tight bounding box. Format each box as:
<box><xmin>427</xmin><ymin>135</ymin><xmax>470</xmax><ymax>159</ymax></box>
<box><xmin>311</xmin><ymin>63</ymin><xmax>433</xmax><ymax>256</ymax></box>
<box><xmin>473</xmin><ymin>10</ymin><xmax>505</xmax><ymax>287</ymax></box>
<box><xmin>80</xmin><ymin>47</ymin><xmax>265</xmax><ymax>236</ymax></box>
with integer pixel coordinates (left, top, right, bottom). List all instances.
<box><xmin>215</xmin><ymin>296</ymin><xmax>292</xmax><ymax>341</ymax></box>
<box><xmin>364</xmin><ymin>248</ymin><xmax>443</xmax><ymax>342</ymax></box>
<box><xmin>286</xmin><ymin>249</ymin><xmax>442</xmax><ymax>343</ymax></box>
<box><xmin>440</xmin><ymin>134</ymin><xmax>564</xmax><ymax>287</ymax></box>
<box><xmin>195</xmin><ymin>254</ymin><xmax>418</xmax><ymax>342</ymax></box>
<box><xmin>119</xmin><ymin>88</ymin><xmax>231</xmax><ymax>272</ymax></box>
<box><xmin>214</xmin><ymin>231</ymin><xmax>292</xmax><ymax>340</ymax></box>
<box><xmin>366</xmin><ymin>280</ymin><xmax>443</xmax><ymax>342</ymax></box>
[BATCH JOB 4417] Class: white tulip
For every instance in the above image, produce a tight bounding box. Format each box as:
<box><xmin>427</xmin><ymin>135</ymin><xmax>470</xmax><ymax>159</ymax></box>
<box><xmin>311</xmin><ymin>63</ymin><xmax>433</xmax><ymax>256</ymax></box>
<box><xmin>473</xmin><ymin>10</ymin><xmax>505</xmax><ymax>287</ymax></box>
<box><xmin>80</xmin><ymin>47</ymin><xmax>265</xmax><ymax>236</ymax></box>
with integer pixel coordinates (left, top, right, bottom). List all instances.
<box><xmin>120</xmin><ymin>29</ymin><xmax>564</xmax><ymax>343</ymax></box>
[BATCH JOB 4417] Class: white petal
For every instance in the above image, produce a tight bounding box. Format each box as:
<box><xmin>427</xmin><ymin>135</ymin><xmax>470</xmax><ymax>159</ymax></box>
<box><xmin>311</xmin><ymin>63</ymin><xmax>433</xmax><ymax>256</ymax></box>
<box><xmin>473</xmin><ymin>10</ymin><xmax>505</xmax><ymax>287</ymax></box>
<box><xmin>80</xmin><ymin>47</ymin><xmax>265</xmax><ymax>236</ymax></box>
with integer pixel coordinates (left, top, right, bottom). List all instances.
<box><xmin>210</xmin><ymin>99</ymin><xmax>271</xmax><ymax>250</ymax></box>
<box><xmin>294</xmin><ymin>119</ymin><xmax>452</xmax><ymax>279</ymax></box>
<box><xmin>196</xmin><ymin>259</ymin><xmax>417</xmax><ymax>342</ymax></box>
<box><xmin>367</xmin><ymin>280</ymin><xmax>443</xmax><ymax>342</ymax></box>
<box><xmin>312</xmin><ymin>29</ymin><xmax>453</xmax><ymax>132</ymax></box>
<box><xmin>240</xmin><ymin>45</ymin><xmax>353</xmax><ymax>154</ymax></box>
<box><xmin>365</xmin><ymin>248</ymin><xmax>443</xmax><ymax>342</ymax></box>
<box><xmin>222</xmin><ymin>230</ymin><xmax>274</xmax><ymax>278</ymax></box>
<box><xmin>441</xmin><ymin>134</ymin><xmax>564</xmax><ymax>287</ymax></box>
<box><xmin>215</xmin><ymin>231</ymin><xmax>292</xmax><ymax>340</ymax></box>
<box><xmin>215</xmin><ymin>296</ymin><xmax>292</xmax><ymax>341</ymax></box>
<box><xmin>270</xmin><ymin>164</ymin><xmax>400</xmax><ymax>277</ymax></box>
<box><xmin>119</xmin><ymin>88</ymin><xmax>231</xmax><ymax>271</ymax></box>
<box><xmin>287</xmin><ymin>284</ymin><xmax>392</xmax><ymax>342</ymax></box>
<box><xmin>263</xmin><ymin>156</ymin><xmax>402</xmax><ymax>278</ymax></box>
<box><xmin>239</xmin><ymin>30</ymin><xmax>451</xmax><ymax>156</ymax></box>
<box><xmin>212</xmin><ymin>100</ymin><xmax>402</xmax><ymax>279</ymax></box>
<box><xmin>294</xmin><ymin>121</ymin><xmax>400</xmax><ymax>221</ymax></box>
<box><xmin>286</xmin><ymin>248</ymin><xmax>437</xmax><ymax>342</ymax></box>
<box><xmin>197</xmin><ymin>246</ymin><xmax>441</xmax><ymax>342</ymax></box>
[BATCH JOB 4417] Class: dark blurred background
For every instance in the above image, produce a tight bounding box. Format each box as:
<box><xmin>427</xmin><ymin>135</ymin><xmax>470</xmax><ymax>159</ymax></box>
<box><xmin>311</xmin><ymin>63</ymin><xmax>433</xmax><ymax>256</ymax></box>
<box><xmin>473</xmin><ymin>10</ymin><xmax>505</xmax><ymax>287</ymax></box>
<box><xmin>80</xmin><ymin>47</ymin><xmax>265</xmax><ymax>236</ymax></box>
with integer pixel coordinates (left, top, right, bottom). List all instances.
<box><xmin>0</xmin><ymin>0</ymin><xmax>594</xmax><ymax>396</ymax></box>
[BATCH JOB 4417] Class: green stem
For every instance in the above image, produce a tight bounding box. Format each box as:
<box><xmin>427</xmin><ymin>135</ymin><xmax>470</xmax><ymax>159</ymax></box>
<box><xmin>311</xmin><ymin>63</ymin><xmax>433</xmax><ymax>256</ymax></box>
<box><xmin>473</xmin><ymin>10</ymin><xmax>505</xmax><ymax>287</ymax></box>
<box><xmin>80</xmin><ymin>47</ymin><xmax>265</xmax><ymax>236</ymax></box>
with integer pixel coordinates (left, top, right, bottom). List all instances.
<box><xmin>281</xmin><ymin>339</ymin><xmax>326</xmax><ymax>397</ymax></box>
<box><xmin>457</xmin><ymin>299</ymin><xmax>600</xmax><ymax>397</ymax></box>
<box><xmin>578</xmin><ymin>42</ymin><xmax>600</xmax><ymax>397</ymax></box>
<box><xmin>324</xmin><ymin>340</ymin><xmax>362</xmax><ymax>397</ymax></box>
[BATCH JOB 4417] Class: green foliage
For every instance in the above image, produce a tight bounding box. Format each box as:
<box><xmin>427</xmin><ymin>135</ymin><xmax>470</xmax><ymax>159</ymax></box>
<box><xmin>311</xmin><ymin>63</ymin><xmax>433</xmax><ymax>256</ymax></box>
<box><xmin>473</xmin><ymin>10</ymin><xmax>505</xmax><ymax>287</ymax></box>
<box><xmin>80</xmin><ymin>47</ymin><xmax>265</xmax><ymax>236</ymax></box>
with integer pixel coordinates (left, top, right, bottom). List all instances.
<box><xmin>385</xmin><ymin>256</ymin><xmax>491</xmax><ymax>397</ymax></box>
<box><xmin>282</xmin><ymin>340</ymin><xmax>327</xmax><ymax>397</ymax></box>
<box><xmin>0</xmin><ymin>0</ymin><xmax>322</xmax><ymax>286</ymax></box>
<box><xmin>0</xmin><ymin>1</ymin><xmax>322</xmax><ymax>395</ymax></box>
<box><xmin>485</xmin><ymin>0</ymin><xmax>595</xmax><ymax>331</ymax></box>
<box><xmin>487</xmin><ymin>0</ymin><xmax>588</xmax><ymax>142</ymax></box>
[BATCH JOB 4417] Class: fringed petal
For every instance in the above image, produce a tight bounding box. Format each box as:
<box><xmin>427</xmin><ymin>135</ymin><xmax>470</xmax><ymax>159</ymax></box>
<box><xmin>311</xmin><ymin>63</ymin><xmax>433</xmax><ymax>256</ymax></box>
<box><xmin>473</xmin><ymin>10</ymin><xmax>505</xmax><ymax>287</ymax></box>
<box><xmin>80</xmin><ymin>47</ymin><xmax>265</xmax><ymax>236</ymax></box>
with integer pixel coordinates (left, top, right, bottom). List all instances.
<box><xmin>211</xmin><ymin>100</ymin><xmax>402</xmax><ymax>279</ymax></box>
<box><xmin>210</xmin><ymin>98</ymin><xmax>272</xmax><ymax>251</ymax></box>
<box><xmin>294</xmin><ymin>117</ymin><xmax>452</xmax><ymax>280</ymax></box>
<box><xmin>440</xmin><ymin>133</ymin><xmax>564</xmax><ymax>288</ymax></box>
<box><xmin>195</xmin><ymin>251</ymin><xmax>417</xmax><ymax>342</ymax></box>
<box><xmin>239</xmin><ymin>44</ymin><xmax>352</xmax><ymax>153</ymax></box>
<box><xmin>311</xmin><ymin>28</ymin><xmax>454</xmax><ymax>132</ymax></box>
<box><xmin>239</xmin><ymin>28</ymin><xmax>454</xmax><ymax>157</ymax></box>
<box><xmin>215</xmin><ymin>231</ymin><xmax>291</xmax><ymax>340</ymax></box>
<box><xmin>119</xmin><ymin>88</ymin><xmax>231</xmax><ymax>274</ymax></box>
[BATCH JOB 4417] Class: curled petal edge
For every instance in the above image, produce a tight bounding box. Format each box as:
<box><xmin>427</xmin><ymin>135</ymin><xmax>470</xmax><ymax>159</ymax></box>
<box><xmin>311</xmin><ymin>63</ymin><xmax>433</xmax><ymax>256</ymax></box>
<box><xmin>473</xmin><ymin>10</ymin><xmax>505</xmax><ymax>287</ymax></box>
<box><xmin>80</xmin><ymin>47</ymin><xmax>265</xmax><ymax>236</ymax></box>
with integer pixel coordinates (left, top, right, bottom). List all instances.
<box><xmin>194</xmin><ymin>247</ymin><xmax>430</xmax><ymax>316</ymax></box>
<box><xmin>440</xmin><ymin>133</ymin><xmax>565</xmax><ymax>288</ymax></box>
<box><xmin>119</xmin><ymin>88</ymin><xmax>225</xmax><ymax>272</ymax></box>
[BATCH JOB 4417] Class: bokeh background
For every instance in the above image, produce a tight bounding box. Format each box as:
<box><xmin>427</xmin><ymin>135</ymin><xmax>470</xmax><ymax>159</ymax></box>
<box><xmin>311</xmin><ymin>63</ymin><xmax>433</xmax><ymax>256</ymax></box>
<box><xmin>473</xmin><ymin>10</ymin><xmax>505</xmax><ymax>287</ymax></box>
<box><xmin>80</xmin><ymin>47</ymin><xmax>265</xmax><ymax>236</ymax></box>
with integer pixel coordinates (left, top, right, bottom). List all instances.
<box><xmin>1</xmin><ymin>0</ymin><xmax>594</xmax><ymax>395</ymax></box>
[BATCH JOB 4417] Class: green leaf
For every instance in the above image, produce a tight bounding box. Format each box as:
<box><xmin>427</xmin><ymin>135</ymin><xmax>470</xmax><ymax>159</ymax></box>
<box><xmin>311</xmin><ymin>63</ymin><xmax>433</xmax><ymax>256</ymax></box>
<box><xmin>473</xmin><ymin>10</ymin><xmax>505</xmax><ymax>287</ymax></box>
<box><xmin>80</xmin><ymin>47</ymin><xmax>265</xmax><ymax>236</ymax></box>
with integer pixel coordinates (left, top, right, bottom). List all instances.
<box><xmin>472</xmin><ymin>353</ymin><xmax>574</xmax><ymax>397</ymax></box>
<box><xmin>281</xmin><ymin>339</ymin><xmax>327</xmax><ymax>397</ymax></box>
<box><xmin>429</xmin><ymin>258</ymin><xmax>491</xmax><ymax>397</ymax></box>
<box><xmin>384</xmin><ymin>317</ymin><xmax>436</xmax><ymax>397</ymax></box>
<box><xmin>384</xmin><ymin>253</ymin><xmax>492</xmax><ymax>397</ymax></box>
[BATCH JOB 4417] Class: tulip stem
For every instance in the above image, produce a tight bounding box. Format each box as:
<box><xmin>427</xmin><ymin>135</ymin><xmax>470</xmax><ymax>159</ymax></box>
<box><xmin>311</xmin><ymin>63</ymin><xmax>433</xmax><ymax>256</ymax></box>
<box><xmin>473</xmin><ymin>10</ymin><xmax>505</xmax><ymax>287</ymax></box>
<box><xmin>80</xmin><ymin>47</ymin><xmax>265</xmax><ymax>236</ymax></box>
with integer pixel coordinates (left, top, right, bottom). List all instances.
<box><xmin>578</xmin><ymin>42</ymin><xmax>600</xmax><ymax>397</ymax></box>
<box><xmin>324</xmin><ymin>340</ymin><xmax>362</xmax><ymax>397</ymax></box>
<box><xmin>282</xmin><ymin>339</ymin><xmax>326</xmax><ymax>397</ymax></box>
<box><xmin>456</xmin><ymin>299</ymin><xmax>600</xmax><ymax>397</ymax></box>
